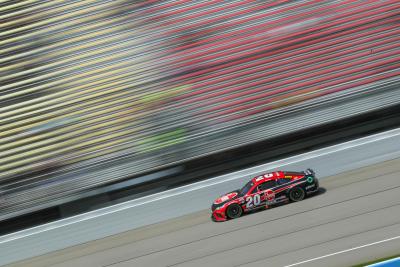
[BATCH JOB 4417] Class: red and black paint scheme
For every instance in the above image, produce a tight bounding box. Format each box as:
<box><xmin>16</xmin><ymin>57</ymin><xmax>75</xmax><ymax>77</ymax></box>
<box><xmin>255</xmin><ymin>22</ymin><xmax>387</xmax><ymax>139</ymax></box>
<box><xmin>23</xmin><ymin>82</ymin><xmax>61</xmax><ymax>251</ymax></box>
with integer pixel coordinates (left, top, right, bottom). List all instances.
<box><xmin>211</xmin><ymin>169</ymin><xmax>319</xmax><ymax>222</ymax></box>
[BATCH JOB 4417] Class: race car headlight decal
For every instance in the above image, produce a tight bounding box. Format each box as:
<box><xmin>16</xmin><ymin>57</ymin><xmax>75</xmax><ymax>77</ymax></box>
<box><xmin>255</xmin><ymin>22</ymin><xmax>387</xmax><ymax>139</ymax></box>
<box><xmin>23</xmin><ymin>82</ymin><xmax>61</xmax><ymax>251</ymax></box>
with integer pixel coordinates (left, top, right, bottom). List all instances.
<box><xmin>306</xmin><ymin>176</ymin><xmax>314</xmax><ymax>183</ymax></box>
<box><xmin>215</xmin><ymin>205</ymin><xmax>224</xmax><ymax>210</ymax></box>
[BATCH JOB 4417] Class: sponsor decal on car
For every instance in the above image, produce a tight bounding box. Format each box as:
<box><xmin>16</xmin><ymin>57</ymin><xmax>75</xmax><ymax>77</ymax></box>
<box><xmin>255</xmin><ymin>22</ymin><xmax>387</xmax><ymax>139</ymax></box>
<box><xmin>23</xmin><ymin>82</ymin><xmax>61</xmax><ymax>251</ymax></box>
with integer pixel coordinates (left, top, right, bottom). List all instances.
<box><xmin>255</xmin><ymin>176</ymin><xmax>264</xmax><ymax>182</ymax></box>
<box><xmin>265</xmin><ymin>189</ymin><xmax>275</xmax><ymax>202</ymax></box>
<box><xmin>306</xmin><ymin>176</ymin><xmax>314</xmax><ymax>183</ymax></box>
<box><xmin>214</xmin><ymin>191</ymin><xmax>238</xmax><ymax>204</ymax></box>
<box><xmin>306</xmin><ymin>184</ymin><xmax>315</xmax><ymax>190</ymax></box>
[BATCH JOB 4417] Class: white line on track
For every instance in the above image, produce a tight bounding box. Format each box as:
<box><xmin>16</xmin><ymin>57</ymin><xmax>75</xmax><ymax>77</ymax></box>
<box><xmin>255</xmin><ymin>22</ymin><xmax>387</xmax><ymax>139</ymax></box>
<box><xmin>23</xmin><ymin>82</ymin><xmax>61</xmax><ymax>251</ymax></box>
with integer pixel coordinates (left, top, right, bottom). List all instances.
<box><xmin>283</xmin><ymin>235</ymin><xmax>400</xmax><ymax>267</ymax></box>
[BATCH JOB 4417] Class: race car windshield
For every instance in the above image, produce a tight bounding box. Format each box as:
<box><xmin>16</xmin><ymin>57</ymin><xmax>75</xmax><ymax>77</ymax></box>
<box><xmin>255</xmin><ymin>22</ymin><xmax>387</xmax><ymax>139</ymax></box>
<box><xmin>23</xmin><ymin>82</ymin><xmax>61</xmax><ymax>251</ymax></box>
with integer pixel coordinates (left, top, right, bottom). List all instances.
<box><xmin>239</xmin><ymin>181</ymin><xmax>254</xmax><ymax>196</ymax></box>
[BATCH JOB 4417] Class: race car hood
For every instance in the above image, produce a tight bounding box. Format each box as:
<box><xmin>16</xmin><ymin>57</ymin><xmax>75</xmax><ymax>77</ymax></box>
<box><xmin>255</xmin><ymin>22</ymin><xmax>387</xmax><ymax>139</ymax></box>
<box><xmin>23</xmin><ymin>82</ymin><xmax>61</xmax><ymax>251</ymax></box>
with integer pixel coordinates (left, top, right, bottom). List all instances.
<box><xmin>213</xmin><ymin>190</ymin><xmax>240</xmax><ymax>205</ymax></box>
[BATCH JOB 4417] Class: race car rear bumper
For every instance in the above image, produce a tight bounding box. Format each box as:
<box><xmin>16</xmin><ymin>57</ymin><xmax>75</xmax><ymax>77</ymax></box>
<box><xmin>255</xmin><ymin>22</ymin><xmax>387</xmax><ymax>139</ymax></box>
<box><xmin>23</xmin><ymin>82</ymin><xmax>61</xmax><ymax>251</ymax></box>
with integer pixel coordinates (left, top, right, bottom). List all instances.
<box><xmin>306</xmin><ymin>178</ymin><xmax>320</xmax><ymax>194</ymax></box>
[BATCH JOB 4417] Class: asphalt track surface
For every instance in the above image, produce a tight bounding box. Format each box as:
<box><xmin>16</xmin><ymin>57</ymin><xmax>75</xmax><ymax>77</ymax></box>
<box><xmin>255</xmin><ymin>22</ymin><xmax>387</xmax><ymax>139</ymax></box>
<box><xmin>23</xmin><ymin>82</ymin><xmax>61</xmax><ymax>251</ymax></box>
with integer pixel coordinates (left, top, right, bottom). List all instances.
<box><xmin>6</xmin><ymin>158</ymin><xmax>400</xmax><ymax>267</ymax></box>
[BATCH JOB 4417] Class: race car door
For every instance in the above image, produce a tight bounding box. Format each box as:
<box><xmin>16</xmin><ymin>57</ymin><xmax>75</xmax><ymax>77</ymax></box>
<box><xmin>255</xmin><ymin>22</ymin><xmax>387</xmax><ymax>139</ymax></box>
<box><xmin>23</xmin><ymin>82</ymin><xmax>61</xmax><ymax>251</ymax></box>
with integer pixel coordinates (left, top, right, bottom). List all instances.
<box><xmin>245</xmin><ymin>180</ymin><xmax>278</xmax><ymax>210</ymax></box>
<box><xmin>244</xmin><ymin>184</ymin><xmax>265</xmax><ymax>211</ymax></box>
<box><xmin>258</xmin><ymin>180</ymin><xmax>278</xmax><ymax>205</ymax></box>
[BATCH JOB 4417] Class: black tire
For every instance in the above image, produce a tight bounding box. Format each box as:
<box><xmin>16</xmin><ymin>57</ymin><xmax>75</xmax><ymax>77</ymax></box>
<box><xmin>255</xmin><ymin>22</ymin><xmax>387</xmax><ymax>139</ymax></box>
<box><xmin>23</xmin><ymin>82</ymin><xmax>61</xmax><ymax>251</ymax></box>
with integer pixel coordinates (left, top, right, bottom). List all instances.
<box><xmin>289</xmin><ymin>187</ymin><xmax>305</xmax><ymax>202</ymax></box>
<box><xmin>226</xmin><ymin>204</ymin><xmax>243</xmax><ymax>219</ymax></box>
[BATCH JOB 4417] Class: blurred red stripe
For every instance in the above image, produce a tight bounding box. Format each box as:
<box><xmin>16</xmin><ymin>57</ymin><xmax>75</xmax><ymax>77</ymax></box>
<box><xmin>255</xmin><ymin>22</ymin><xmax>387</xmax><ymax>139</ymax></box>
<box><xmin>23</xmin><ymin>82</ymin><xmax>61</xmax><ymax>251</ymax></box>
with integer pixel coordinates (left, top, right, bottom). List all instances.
<box><xmin>170</xmin><ymin>16</ymin><xmax>399</xmax><ymax>92</ymax></box>
<box><xmin>164</xmin><ymin>0</ymin><xmax>293</xmax><ymax>36</ymax></box>
<box><xmin>167</xmin><ymin>0</ymin><xmax>354</xmax><ymax>55</ymax></box>
<box><xmin>181</xmin><ymin>28</ymin><xmax>400</xmax><ymax>105</ymax></box>
<box><xmin>203</xmin><ymin>51</ymin><xmax>400</xmax><ymax>114</ymax></box>
<box><xmin>175</xmin><ymin>1</ymin><xmax>398</xmax><ymax>66</ymax></box>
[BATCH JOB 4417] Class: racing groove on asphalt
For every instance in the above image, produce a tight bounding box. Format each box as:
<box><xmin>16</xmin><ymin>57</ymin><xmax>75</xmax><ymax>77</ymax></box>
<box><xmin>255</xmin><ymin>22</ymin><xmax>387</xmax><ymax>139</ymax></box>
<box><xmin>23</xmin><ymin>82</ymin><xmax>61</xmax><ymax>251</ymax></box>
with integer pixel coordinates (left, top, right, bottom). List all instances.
<box><xmin>6</xmin><ymin>158</ymin><xmax>400</xmax><ymax>267</ymax></box>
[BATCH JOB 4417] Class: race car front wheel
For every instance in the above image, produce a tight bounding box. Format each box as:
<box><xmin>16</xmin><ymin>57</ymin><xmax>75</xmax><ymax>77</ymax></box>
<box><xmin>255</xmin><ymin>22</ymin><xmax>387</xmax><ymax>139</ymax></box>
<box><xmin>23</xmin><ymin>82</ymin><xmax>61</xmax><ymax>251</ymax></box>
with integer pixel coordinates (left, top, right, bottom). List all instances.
<box><xmin>226</xmin><ymin>204</ymin><xmax>243</xmax><ymax>219</ymax></box>
<box><xmin>289</xmin><ymin>187</ymin><xmax>305</xmax><ymax>202</ymax></box>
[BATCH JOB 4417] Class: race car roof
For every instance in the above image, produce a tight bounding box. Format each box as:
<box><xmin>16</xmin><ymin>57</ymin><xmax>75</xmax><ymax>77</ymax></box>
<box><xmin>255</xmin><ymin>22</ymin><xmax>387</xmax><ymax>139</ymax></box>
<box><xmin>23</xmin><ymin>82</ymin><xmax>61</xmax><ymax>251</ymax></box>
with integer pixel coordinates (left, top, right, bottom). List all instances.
<box><xmin>252</xmin><ymin>171</ymin><xmax>305</xmax><ymax>183</ymax></box>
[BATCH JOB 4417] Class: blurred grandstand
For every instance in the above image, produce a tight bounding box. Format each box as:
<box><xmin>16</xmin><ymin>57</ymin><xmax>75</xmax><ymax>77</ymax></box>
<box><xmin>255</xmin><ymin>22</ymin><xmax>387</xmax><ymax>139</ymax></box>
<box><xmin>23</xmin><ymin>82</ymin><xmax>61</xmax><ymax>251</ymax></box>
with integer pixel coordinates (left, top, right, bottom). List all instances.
<box><xmin>0</xmin><ymin>0</ymin><xmax>399</xmax><ymax>221</ymax></box>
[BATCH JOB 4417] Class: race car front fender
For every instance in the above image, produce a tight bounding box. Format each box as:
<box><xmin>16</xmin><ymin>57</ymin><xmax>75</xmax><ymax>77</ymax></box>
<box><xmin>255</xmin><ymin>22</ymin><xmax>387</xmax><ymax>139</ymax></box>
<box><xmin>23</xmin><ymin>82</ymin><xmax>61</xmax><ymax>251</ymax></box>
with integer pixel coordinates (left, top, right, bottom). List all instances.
<box><xmin>211</xmin><ymin>210</ymin><xmax>227</xmax><ymax>222</ymax></box>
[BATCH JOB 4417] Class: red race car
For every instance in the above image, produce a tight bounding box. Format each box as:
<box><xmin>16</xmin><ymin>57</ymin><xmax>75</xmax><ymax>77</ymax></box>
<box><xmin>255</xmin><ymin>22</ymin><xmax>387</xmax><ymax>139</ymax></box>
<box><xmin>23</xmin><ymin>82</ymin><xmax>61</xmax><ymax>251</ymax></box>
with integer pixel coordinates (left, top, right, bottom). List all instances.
<box><xmin>211</xmin><ymin>169</ymin><xmax>319</xmax><ymax>222</ymax></box>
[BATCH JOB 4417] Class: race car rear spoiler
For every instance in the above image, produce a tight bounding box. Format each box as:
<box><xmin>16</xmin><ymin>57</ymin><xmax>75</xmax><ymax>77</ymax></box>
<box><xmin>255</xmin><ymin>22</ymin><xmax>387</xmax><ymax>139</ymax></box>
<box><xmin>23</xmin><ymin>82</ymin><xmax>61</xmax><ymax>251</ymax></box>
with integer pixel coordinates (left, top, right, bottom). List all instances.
<box><xmin>304</xmin><ymin>168</ymin><xmax>315</xmax><ymax>176</ymax></box>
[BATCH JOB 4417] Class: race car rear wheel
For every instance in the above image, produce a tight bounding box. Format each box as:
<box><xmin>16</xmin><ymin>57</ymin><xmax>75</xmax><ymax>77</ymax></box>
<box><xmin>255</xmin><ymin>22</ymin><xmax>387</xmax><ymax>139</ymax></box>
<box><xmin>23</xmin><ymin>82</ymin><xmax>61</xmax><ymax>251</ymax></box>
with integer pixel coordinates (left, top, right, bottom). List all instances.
<box><xmin>289</xmin><ymin>187</ymin><xmax>305</xmax><ymax>202</ymax></box>
<box><xmin>226</xmin><ymin>204</ymin><xmax>243</xmax><ymax>219</ymax></box>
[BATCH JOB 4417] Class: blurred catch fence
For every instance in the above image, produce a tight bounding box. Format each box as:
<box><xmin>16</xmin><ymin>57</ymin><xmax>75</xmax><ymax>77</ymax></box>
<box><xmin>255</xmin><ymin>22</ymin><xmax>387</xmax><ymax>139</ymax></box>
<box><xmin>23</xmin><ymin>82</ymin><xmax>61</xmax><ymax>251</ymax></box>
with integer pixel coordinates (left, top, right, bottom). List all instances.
<box><xmin>0</xmin><ymin>0</ymin><xmax>399</xmax><ymax>219</ymax></box>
